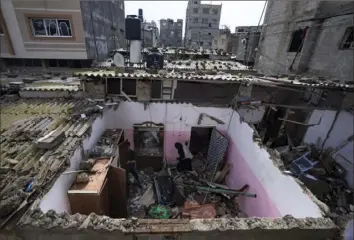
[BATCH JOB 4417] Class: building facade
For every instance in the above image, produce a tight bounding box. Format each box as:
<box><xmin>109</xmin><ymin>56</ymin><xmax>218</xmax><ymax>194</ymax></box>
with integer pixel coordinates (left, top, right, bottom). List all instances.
<box><xmin>231</xmin><ymin>26</ymin><xmax>261</xmax><ymax>64</ymax></box>
<box><xmin>159</xmin><ymin>18</ymin><xmax>183</xmax><ymax>47</ymax></box>
<box><xmin>212</xmin><ymin>28</ymin><xmax>230</xmax><ymax>52</ymax></box>
<box><xmin>255</xmin><ymin>1</ymin><xmax>354</xmax><ymax>83</ymax></box>
<box><xmin>142</xmin><ymin>21</ymin><xmax>159</xmax><ymax>48</ymax></box>
<box><xmin>0</xmin><ymin>0</ymin><xmax>126</xmax><ymax>67</ymax></box>
<box><xmin>185</xmin><ymin>0</ymin><xmax>221</xmax><ymax>49</ymax></box>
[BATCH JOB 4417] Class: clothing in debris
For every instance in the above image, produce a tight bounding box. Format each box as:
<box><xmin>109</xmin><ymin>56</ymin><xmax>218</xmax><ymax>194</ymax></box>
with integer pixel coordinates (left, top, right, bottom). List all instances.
<box><xmin>175</xmin><ymin>142</ymin><xmax>193</xmax><ymax>172</ymax></box>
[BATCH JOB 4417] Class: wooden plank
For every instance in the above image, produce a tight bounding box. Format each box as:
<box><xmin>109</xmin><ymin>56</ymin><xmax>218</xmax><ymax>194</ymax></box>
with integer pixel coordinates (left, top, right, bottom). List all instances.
<box><xmin>100</xmin><ymin>179</ymin><xmax>110</xmax><ymax>215</ymax></box>
<box><xmin>108</xmin><ymin>166</ymin><xmax>127</xmax><ymax>218</ymax></box>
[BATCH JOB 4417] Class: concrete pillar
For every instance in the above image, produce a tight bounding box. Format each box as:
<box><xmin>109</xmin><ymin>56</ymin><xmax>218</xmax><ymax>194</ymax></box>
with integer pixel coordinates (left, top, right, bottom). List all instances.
<box><xmin>0</xmin><ymin>0</ymin><xmax>26</xmax><ymax>57</ymax></box>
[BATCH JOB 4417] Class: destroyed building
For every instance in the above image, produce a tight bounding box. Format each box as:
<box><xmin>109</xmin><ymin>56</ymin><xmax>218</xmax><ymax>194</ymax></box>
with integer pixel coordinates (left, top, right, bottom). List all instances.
<box><xmin>0</xmin><ymin>24</ymin><xmax>353</xmax><ymax>239</ymax></box>
<box><xmin>1</xmin><ymin>68</ymin><xmax>353</xmax><ymax>240</ymax></box>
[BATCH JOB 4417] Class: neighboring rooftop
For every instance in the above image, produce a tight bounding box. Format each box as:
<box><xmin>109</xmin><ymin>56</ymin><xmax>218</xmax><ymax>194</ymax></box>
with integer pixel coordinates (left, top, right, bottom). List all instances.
<box><xmin>0</xmin><ymin>98</ymin><xmax>102</xmax><ymax>226</ymax></box>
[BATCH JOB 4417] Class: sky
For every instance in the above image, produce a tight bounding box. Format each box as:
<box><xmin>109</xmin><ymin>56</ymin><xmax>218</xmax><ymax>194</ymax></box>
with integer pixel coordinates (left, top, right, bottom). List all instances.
<box><xmin>125</xmin><ymin>1</ymin><xmax>266</xmax><ymax>36</ymax></box>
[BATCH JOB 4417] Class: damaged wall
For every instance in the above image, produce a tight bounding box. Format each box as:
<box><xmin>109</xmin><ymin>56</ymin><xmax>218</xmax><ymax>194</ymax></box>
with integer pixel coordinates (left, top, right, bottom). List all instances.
<box><xmin>104</xmin><ymin>102</ymin><xmax>233</xmax><ymax>162</ymax></box>
<box><xmin>39</xmin><ymin>115</ymin><xmax>106</xmax><ymax>213</ymax></box>
<box><xmin>304</xmin><ymin>110</ymin><xmax>354</xmax><ymax>188</ymax></box>
<box><xmin>225</xmin><ymin>110</ymin><xmax>324</xmax><ymax>218</ymax></box>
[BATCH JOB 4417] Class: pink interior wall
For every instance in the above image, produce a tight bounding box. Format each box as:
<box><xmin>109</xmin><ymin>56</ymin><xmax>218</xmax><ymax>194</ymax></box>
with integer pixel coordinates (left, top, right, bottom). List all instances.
<box><xmin>124</xmin><ymin>129</ymin><xmax>191</xmax><ymax>164</ymax></box>
<box><xmin>225</xmin><ymin>137</ymin><xmax>281</xmax><ymax>217</ymax></box>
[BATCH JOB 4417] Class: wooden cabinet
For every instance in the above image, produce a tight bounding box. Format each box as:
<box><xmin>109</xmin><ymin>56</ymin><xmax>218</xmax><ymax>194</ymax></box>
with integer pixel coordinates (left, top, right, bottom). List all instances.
<box><xmin>68</xmin><ymin>159</ymin><xmax>110</xmax><ymax>215</ymax></box>
<box><xmin>68</xmin><ymin>158</ymin><xmax>127</xmax><ymax>217</ymax></box>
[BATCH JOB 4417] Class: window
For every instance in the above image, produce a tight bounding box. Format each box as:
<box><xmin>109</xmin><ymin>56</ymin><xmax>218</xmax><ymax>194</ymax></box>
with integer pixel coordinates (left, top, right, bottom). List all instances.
<box><xmin>208</xmin><ymin>42</ymin><xmax>212</xmax><ymax>46</ymax></box>
<box><xmin>30</xmin><ymin>18</ymin><xmax>72</xmax><ymax>37</ymax></box>
<box><xmin>193</xmin><ymin>8</ymin><xmax>198</xmax><ymax>14</ymax></box>
<box><xmin>162</xmin><ymin>21</ymin><xmax>167</xmax><ymax>26</ymax></box>
<box><xmin>212</xmin><ymin>19</ymin><xmax>217</xmax><ymax>23</ymax></box>
<box><xmin>178</xmin><ymin>22</ymin><xmax>182</xmax><ymax>27</ymax></box>
<box><xmin>208</xmin><ymin>23</ymin><xmax>212</xmax><ymax>27</ymax></box>
<box><xmin>107</xmin><ymin>78</ymin><xmax>121</xmax><ymax>95</ymax></box>
<box><xmin>339</xmin><ymin>26</ymin><xmax>353</xmax><ymax>50</ymax></box>
<box><xmin>237</xmin><ymin>28</ymin><xmax>244</xmax><ymax>32</ymax></box>
<box><xmin>0</xmin><ymin>23</ymin><xmax>4</xmax><ymax>35</ymax></box>
<box><xmin>288</xmin><ymin>29</ymin><xmax>306</xmax><ymax>52</ymax></box>
<box><xmin>193</xmin><ymin>18</ymin><xmax>198</xmax><ymax>23</ymax></box>
<box><xmin>151</xmin><ymin>80</ymin><xmax>162</xmax><ymax>99</ymax></box>
<box><xmin>212</xmin><ymin>9</ymin><xmax>218</xmax><ymax>15</ymax></box>
<box><xmin>202</xmin><ymin>18</ymin><xmax>208</xmax><ymax>24</ymax></box>
<box><xmin>122</xmin><ymin>79</ymin><xmax>136</xmax><ymax>95</ymax></box>
<box><xmin>203</xmin><ymin>8</ymin><xmax>209</xmax><ymax>14</ymax></box>
<box><xmin>170</xmin><ymin>31</ymin><xmax>175</xmax><ymax>36</ymax></box>
<box><xmin>208</xmin><ymin>32</ymin><xmax>211</xmax><ymax>35</ymax></box>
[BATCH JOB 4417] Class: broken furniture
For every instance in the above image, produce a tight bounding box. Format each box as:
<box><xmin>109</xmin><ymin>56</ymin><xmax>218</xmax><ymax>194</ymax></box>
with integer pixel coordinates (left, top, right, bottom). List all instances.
<box><xmin>133</xmin><ymin>122</ymin><xmax>164</xmax><ymax>171</ymax></box>
<box><xmin>153</xmin><ymin>176</ymin><xmax>175</xmax><ymax>205</ymax></box>
<box><xmin>67</xmin><ymin>158</ymin><xmax>128</xmax><ymax>218</ymax></box>
<box><xmin>68</xmin><ymin>159</ymin><xmax>110</xmax><ymax>215</ymax></box>
<box><xmin>290</xmin><ymin>152</ymin><xmax>318</xmax><ymax>178</ymax></box>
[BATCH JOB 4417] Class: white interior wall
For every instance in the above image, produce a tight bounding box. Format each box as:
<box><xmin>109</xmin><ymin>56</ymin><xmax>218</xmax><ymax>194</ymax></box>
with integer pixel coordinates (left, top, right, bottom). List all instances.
<box><xmin>227</xmin><ymin>110</ymin><xmax>324</xmax><ymax>218</ymax></box>
<box><xmin>104</xmin><ymin>102</ymin><xmax>232</xmax><ymax>132</ymax></box>
<box><xmin>304</xmin><ymin>110</ymin><xmax>353</xmax><ymax>188</ymax></box>
<box><xmin>39</xmin><ymin>115</ymin><xmax>106</xmax><ymax>213</ymax></box>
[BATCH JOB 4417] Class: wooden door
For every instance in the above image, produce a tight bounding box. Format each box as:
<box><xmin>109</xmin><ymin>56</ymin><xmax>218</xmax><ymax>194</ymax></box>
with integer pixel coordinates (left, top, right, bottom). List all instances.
<box><xmin>108</xmin><ymin>166</ymin><xmax>127</xmax><ymax>218</ymax></box>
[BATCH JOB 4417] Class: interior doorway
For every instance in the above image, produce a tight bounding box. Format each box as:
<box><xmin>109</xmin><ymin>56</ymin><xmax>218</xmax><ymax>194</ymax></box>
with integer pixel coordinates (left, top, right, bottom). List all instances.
<box><xmin>189</xmin><ymin>127</ymin><xmax>214</xmax><ymax>156</ymax></box>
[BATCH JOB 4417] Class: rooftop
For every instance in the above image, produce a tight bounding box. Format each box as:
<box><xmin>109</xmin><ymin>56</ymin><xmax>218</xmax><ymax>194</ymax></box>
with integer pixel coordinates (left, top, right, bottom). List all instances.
<box><xmin>0</xmin><ymin>98</ymin><xmax>102</xmax><ymax>226</ymax></box>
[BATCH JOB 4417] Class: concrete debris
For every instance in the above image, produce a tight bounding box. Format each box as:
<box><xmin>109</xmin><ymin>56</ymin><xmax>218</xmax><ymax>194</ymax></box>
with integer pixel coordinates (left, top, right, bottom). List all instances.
<box><xmin>0</xmin><ymin>190</ymin><xmax>27</xmax><ymax>218</ymax></box>
<box><xmin>139</xmin><ymin>184</ymin><xmax>155</xmax><ymax>207</ymax></box>
<box><xmin>278</xmin><ymin>142</ymin><xmax>353</xmax><ymax>234</ymax></box>
<box><xmin>35</xmin><ymin>129</ymin><xmax>65</xmax><ymax>149</ymax></box>
<box><xmin>79</xmin><ymin>159</ymin><xmax>95</xmax><ymax>171</ymax></box>
<box><xmin>76</xmin><ymin>173</ymin><xmax>90</xmax><ymax>183</ymax></box>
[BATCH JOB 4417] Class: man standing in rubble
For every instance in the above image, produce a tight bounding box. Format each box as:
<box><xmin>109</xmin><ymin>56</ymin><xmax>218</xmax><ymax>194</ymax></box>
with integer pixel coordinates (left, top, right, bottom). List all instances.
<box><xmin>125</xmin><ymin>141</ymin><xmax>142</xmax><ymax>188</ymax></box>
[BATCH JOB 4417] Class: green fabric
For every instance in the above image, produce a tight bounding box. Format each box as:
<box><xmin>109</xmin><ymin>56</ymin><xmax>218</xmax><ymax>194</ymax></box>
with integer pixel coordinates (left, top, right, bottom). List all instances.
<box><xmin>148</xmin><ymin>205</ymin><xmax>171</xmax><ymax>219</ymax></box>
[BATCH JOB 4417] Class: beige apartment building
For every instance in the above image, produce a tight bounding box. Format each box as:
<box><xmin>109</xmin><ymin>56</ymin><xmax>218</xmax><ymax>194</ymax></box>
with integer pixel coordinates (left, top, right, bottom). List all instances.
<box><xmin>0</xmin><ymin>0</ymin><xmax>126</xmax><ymax>67</ymax></box>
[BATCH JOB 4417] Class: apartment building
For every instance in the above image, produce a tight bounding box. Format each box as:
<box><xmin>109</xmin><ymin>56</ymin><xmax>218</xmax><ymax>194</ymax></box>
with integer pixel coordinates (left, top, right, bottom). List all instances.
<box><xmin>159</xmin><ymin>18</ymin><xmax>183</xmax><ymax>47</ymax></box>
<box><xmin>0</xmin><ymin>0</ymin><xmax>126</xmax><ymax>68</ymax></box>
<box><xmin>185</xmin><ymin>0</ymin><xmax>221</xmax><ymax>49</ymax></box>
<box><xmin>231</xmin><ymin>26</ymin><xmax>261</xmax><ymax>64</ymax></box>
<box><xmin>255</xmin><ymin>1</ymin><xmax>353</xmax><ymax>83</ymax></box>
<box><xmin>212</xmin><ymin>27</ymin><xmax>231</xmax><ymax>52</ymax></box>
<box><xmin>142</xmin><ymin>21</ymin><xmax>159</xmax><ymax>48</ymax></box>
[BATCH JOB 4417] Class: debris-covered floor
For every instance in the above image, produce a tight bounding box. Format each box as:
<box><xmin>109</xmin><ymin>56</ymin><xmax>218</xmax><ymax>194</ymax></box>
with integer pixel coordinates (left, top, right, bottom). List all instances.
<box><xmin>127</xmin><ymin>156</ymin><xmax>250</xmax><ymax>219</ymax></box>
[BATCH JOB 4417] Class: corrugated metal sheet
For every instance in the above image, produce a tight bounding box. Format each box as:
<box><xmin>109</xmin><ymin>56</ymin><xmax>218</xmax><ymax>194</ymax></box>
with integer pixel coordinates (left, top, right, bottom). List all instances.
<box><xmin>74</xmin><ymin>70</ymin><xmax>353</xmax><ymax>90</ymax></box>
<box><xmin>0</xmin><ymin>99</ymin><xmax>101</xmax><ymax>221</ymax></box>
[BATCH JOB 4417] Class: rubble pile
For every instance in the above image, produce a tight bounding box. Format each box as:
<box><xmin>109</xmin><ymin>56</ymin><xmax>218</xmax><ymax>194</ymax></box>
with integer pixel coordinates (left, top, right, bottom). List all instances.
<box><xmin>279</xmin><ymin>144</ymin><xmax>353</xmax><ymax>232</ymax></box>
<box><xmin>127</xmin><ymin>158</ymin><xmax>252</xmax><ymax>219</ymax></box>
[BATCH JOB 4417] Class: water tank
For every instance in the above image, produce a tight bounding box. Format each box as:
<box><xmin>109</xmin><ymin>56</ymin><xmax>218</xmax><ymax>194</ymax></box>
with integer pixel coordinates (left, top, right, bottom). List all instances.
<box><xmin>138</xmin><ymin>9</ymin><xmax>143</xmax><ymax>22</ymax></box>
<box><xmin>146</xmin><ymin>50</ymin><xmax>164</xmax><ymax>70</ymax></box>
<box><xmin>125</xmin><ymin>16</ymin><xmax>141</xmax><ymax>40</ymax></box>
<box><xmin>130</xmin><ymin>40</ymin><xmax>142</xmax><ymax>63</ymax></box>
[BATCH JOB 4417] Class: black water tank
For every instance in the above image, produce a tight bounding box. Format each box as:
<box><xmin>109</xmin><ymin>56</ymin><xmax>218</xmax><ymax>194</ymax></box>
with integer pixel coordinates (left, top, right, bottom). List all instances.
<box><xmin>146</xmin><ymin>50</ymin><xmax>164</xmax><ymax>70</ymax></box>
<box><xmin>138</xmin><ymin>9</ymin><xmax>143</xmax><ymax>22</ymax></box>
<box><xmin>125</xmin><ymin>15</ymin><xmax>141</xmax><ymax>40</ymax></box>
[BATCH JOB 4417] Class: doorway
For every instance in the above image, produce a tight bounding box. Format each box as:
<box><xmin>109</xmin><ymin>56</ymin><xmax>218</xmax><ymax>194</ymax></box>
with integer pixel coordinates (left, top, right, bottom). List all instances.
<box><xmin>189</xmin><ymin>127</ymin><xmax>214</xmax><ymax>156</ymax></box>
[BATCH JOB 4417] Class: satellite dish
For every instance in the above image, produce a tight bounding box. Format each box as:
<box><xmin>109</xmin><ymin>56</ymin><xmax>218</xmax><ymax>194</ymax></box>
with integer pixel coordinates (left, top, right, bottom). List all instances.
<box><xmin>113</xmin><ymin>53</ymin><xmax>124</xmax><ymax>67</ymax></box>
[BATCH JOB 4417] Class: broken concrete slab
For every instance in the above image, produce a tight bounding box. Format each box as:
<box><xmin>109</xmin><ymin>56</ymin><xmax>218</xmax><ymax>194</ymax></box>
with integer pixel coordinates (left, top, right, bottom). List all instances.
<box><xmin>35</xmin><ymin>129</ymin><xmax>65</xmax><ymax>149</ymax></box>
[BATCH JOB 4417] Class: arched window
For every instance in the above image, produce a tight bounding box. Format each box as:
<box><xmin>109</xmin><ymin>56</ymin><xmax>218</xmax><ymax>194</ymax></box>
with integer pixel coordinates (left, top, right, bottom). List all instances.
<box><xmin>58</xmin><ymin>20</ymin><xmax>71</xmax><ymax>36</ymax></box>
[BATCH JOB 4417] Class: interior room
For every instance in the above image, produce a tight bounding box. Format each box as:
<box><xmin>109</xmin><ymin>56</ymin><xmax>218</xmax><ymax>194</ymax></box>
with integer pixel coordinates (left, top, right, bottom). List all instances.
<box><xmin>39</xmin><ymin>102</ymin><xmax>326</xmax><ymax>221</ymax></box>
